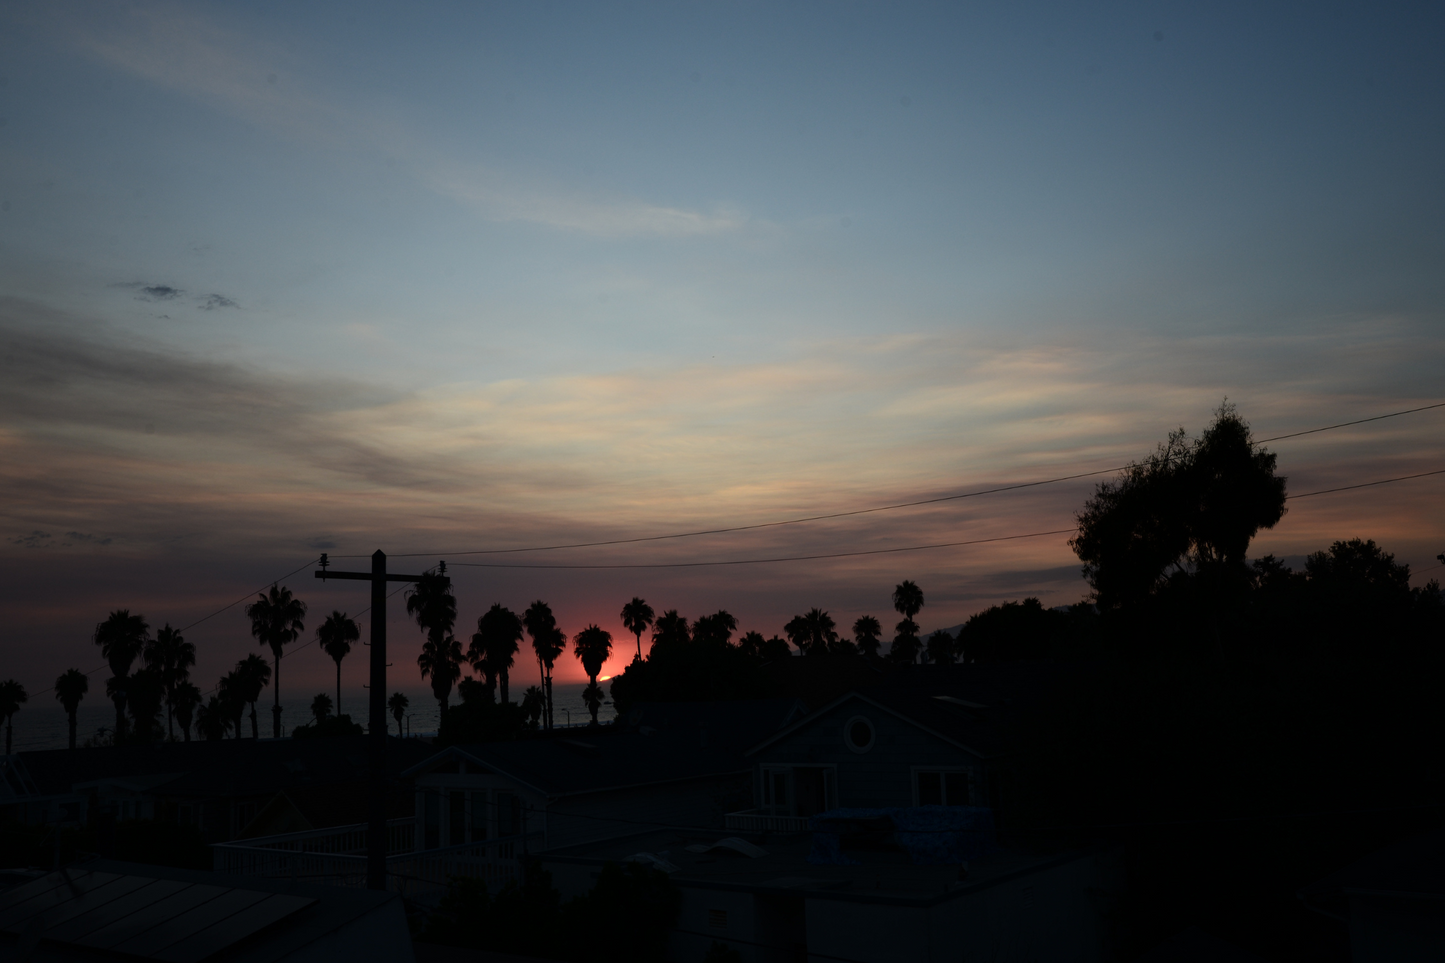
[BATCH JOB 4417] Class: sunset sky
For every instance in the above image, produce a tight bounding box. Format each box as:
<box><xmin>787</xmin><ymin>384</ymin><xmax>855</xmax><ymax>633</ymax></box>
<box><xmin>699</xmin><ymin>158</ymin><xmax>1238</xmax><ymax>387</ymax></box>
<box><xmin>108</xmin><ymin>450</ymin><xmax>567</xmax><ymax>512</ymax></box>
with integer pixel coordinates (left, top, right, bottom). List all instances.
<box><xmin>2</xmin><ymin>2</ymin><xmax>1442</xmax><ymax>707</ymax></box>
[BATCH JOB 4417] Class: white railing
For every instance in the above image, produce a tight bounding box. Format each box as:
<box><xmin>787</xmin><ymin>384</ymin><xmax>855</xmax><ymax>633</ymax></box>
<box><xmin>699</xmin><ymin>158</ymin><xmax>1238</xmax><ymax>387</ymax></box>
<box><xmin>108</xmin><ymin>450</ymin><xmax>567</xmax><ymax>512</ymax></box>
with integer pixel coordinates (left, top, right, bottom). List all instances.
<box><xmin>213</xmin><ymin>821</ymin><xmax>542</xmax><ymax>903</ymax></box>
<box><xmin>724</xmin><ymin>810</ymin><xmax>812</xmax><ymax>833</ymax></box>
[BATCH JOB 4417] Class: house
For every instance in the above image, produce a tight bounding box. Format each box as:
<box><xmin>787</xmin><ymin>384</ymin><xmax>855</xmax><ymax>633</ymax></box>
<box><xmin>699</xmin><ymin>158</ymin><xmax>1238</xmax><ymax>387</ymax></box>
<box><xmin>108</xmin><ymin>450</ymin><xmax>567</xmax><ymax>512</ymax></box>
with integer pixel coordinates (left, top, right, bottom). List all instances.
<box><xmin>402</xmin><ymin>699</ymin><xmax>806</xmax><ymax>854</ymax></box>
<box><xmin>0</xmin><ymin>857</ymin><xmax>413</xmax><ymax>962</ymax></box>
<box><xmin>735</xmin><ymin>663</ymin><xmax>1062</xmax><ymax>826</ymax></box>
<box><xmin>1298</xmin><ymin>828</ymin><xmax>1445</xmax><ymax>962</ymax></box>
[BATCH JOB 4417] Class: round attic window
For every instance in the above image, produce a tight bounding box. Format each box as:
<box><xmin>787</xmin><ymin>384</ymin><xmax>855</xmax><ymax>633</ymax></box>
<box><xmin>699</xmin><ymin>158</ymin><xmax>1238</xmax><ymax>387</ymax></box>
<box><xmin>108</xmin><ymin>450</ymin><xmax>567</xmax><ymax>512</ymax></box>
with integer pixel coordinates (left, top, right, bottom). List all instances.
<box><xmin>845</xmin><ymin>715</ymin><xmax>875</xmax><ymax>753</ymax></box>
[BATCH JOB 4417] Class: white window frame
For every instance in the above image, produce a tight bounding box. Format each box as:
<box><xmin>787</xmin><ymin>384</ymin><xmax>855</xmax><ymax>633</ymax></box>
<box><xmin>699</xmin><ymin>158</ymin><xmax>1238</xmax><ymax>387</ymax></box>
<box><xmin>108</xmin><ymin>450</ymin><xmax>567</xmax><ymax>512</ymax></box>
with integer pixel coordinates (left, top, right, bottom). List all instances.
<box><xmin>843</xmin><ymin>715</ymin><xmax>876</xmax><ymax>754</ymax></box>
<box><xmin>760</xmin><ymin>764</ymin><xmax>838</xmax><ymax>816</ymax></box>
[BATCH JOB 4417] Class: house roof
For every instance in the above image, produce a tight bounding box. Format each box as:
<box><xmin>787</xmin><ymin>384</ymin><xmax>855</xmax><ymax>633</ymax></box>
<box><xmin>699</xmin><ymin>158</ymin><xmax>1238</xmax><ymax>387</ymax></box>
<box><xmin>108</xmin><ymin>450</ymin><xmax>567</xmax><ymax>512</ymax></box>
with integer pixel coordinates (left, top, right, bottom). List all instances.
<box><xmin>18</xmin><ymin>737</ymin><xmax>435</xmax><ymax>800</ymax></box>
<box><xmin>406</xmin><ymin>698</ymin><xmax>803</xmax><ymax>797</ymax></box>
<box><xmin>0</xmin><ymin>858</ymin><xmax>406</xmax><ymax>963</ymax></box>
<box><xmin>747</xmin><ymin>662</ymin><xmax>1070</xmax><ymax>759</ymax></box>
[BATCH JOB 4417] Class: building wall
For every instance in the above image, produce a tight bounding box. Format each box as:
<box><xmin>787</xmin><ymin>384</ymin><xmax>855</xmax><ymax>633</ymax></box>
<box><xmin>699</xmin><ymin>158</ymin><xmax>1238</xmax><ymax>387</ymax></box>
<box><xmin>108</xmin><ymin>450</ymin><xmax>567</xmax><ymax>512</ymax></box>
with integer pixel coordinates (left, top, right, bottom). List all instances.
<box><xmin>544</xmin><ymin>773</ymin><xmax>752</xmax><ymax>850</ymax></box>
<box><xmin>750</xmin><ymin>699</ymin><xmax>984</xmax><ymax>810</ymax></box>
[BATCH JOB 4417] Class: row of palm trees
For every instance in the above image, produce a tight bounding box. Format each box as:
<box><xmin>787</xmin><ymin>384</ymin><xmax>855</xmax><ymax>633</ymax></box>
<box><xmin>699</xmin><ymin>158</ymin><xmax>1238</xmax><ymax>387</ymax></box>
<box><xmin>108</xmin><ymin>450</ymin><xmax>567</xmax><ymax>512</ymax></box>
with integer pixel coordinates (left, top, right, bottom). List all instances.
<box><xmin>4</xmin><ymin>576</ymin><xmax>937</xmax><ymax>750</ymax></box>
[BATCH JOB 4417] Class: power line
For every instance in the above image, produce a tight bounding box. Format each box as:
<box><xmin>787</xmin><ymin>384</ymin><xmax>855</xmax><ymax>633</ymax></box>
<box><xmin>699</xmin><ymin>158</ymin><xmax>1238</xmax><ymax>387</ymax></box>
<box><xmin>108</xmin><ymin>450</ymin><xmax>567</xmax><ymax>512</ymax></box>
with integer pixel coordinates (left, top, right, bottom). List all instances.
<box><xmin>332</xmin><ymin>400</ymin><xmax>1444</xmax><ymax>560</ymax></box>
<box><xmin>1284</xmin><ymin>467</ymin><xmax>1445</xmax><ymax>499</ymax></box>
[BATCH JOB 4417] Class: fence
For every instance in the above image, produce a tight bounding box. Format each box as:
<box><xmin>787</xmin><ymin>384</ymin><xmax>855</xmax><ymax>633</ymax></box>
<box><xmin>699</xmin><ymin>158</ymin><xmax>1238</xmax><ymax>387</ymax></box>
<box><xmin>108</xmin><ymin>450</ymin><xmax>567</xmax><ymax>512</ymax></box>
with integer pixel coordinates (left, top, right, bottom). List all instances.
<box><xmin>212</xmin><ymin>819</ymin><xmax>542</xmax><ymax>903</ymax></box>
<box><xmin>724</xmin><ymin>809</ymin><xmax>813</xmax><ymax>833</ymax></box>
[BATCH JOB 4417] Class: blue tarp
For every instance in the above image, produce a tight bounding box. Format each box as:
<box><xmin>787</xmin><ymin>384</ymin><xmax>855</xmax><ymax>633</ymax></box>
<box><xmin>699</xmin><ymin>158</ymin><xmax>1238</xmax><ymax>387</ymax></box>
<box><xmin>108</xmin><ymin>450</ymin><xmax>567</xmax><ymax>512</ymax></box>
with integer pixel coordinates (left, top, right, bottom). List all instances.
<box><xmin>806</xmin><ymin>806</ymin><xmax>999</xmax><ymax>865</ymax></box>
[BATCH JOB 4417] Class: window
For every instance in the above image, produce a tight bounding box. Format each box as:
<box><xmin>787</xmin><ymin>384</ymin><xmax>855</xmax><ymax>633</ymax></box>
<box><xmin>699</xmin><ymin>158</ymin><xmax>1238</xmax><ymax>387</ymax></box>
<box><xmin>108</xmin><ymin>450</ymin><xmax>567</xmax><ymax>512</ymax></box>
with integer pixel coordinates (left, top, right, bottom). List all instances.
<box><xmin>845</xmin><ymin>716</ymin><xmax>875</xmax><ymax>753</ymax></box>
<box><xmin>915</xmin><ymin>769</ymin><xmax>970</xmax><ymax>806</ymax></box>
<box><xmin>762</xmin><ymin>766</ymin><xmax>837</xmax><ymax>816</ymax></box>
<box><xmin>707</xmin><ymin>909</ymin><xmax>728</xmax><ymax>929</ymax></box>
<box><xmin>424</xmin><ymin>791</ymin><xmax>440</xmax><ymax>849</ymax></box>
<box><xmin>470</xmin><ymin>791</ymin><xmax>488</xmax><ymax>842</ymax></box>
<box><xmin>449</xmin><ymin>791</ymin><xmax>466</xmax><ymax>847</ymax></box>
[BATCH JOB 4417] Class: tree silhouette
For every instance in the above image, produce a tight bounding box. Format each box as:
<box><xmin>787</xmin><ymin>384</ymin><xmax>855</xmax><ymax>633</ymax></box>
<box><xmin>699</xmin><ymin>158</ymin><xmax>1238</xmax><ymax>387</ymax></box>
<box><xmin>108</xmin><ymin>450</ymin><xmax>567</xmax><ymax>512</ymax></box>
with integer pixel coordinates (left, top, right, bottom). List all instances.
<box><xmin>621</xmin><ymin>597</ymin><xmax>655</xmax><ymax>661</ymax></box>
<box><xmin>738</xmin><ymin>631</ymin><xmax>766</xmax><ymax>659</ymax></box>
<box><xmin>889</xmin><ymin>581</ymin><xmax>925</xmax><ymax>663</ymax></box>
<box><xmin>310</xmin><ymin>693</ymin><xmax>333</xmax><ymax>724</ymax></box>
<box><xmin>692</xmin><ymin>611</ymin><xmax>739</xmax><ymax>646</ymax></box>
<box><xmin>234</xmin><ymin>654</ymin><xmax>272</xmax><ymax>739</ymax></box>
<box><xmin>317</xmin><ymin>611</ymin><xmax>360</xmax><ymax>709</ymax></box>
<box><xmin>217</xmin><ymin>672</ymin><xmax>245</xmax><ymax>739</ymax></box>
<box><xmin>196</xmin><ymin>695</ymin><xmax>227</xmax><ymax>741</ymax></box>
<box><xmin>651</xmin><ymin>611</ymin><xmax>690</xmax><ymax>650</ymax></box>
<box><xmin>93</xmin><ymin>610</ymin><xmax>149</xmax><ymax>741</ymax></box>
<box><xmin>388</xmin><ymin>691</ymin><xmax>409</xmax><ymax>737</ymax></box>
<box><xmin>54</xmin><ymin>669</ymin><xmax>89</xmax><ymax>750</ymax></box>
<box><xmin>573</xmin><ymin>625</ymin><xmax>613</xmax><ymax>726</ymax></box>
<box><xmin>925</xmin><ymin>629</ymin><xmax>956</xmax><ymax>664</ymax></box>
<box><xmin>171</xmin><ymin>681</ymin><xmax>201</xmax><ymax>742</ymax></box>
<box><xmin>245</xmin><ymin>584</ymin><xmax>307</xmax><ymax>738</ymax></box>
<box><xmin>146</xmin><ymin>624</ymin><xmax>195</xmax><ymax>742</ymax></box>
<box><xmin>852</xmin><ymin>615</ymin><xmax>883</xmax><ymax>658</ymax></box>
<box><xmin>126</xmin><ymin>667</ymin><xmax>166</xmax><ymax>742</ymax></box>
<box><xmin>0</xmin><ymin>680</ymin><xmax>28</xmax><ymax>755</ymax></box>
<box><xmin>783</xmin><ymin>614</ymin><xmax>809</xmax><ymax>654</ymax></box>
<box><xmin>407</xmin><ymin>571</ymin><xmax>457</xmax><ymax>647</ymax></box>
<box><xmin>803</xmin><ymin>608</ymin><xmax>838</xmax><ymax>655</ymax></box>
<box><xmin>475</xmin><ymin>604</ymin><xmax>524</xmax><ymax>704</ymax></box>
<box><xmin>523</xmin><ymin>601</ymin><xmax>565</xmax><ymax>729</ymax></box>
<box><xmin>419</xmin><ymin>636</ymin><xmax>464</xmax><ymax>716</ymax></box>
<box><xmin>521</xmin><ymin>685</ymin><xmax>545</xmax><ymax>729</ymax></box>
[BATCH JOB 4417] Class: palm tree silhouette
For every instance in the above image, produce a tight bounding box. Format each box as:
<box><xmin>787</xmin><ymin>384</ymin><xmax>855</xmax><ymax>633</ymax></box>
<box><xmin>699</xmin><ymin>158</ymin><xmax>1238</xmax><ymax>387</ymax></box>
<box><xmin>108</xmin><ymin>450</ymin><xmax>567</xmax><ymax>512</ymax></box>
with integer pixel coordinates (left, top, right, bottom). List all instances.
<box><xmin>620</xmin><ymin>597</ymin><xmax>654</xmax><ymax>660</ymax></box>
<box><xmin>852</xmin><ymin>615</ymin><xmax>883</xmax><ymax>658</ymax></box>
<box><xmin>652</xmin><ymin>610</ymin><xmax>690</xmax><ymax>649</ymax></box>
<box><xmin>0</xmin><ymin>680</ymin><xmax>28</xmax><ymax>755</ymax></box>
<box><xmin>317</xmin><ymin>611</ymin><xmax>360</xmax><ymax>709</ymax></box>
<box><xmin>925</xmin><ymin>629</ymin><xmax>956</xmax><ymax>664</ymax></box>
<box><xmin>310</xmin><ymin>693</ymin><xmax>333</xmax><ymax>724</ymax></box>
<box><xmin>245</xmin><ymin>584</ymin><xmax>307</xmax><ymax>738</ymax></box>
<box><xmin>235</xmin><ymin>654</ymin><xmax>272</xmax><ymax>739</ymax></box>
<box><xmin>125</xmin><ymin>668</ymin><xmax>166</xmax><ymax>742</ymax></box>
<box><xmin>521</xmin><ymin>686</ymin><xmax>545</xmax><ymax>729</ymax></box>
<box><xmin>93</xmin><ymin>610</ymin><xmax>149</xmax><ymax>741</ymax></box>
<box><xmin>523</xmin><ymin>601</ymin><xmax>565</xmax><ymax>729</ymax></box>
<box><xmin>803</xmin><ymin>608</ymin><xmax>837</xmax><ymax>655</ymax></box>
<box><xmin>54</xmin><ymin>669</ymin><xmax>89</xmax><ymax>750</ymax></box>
<box><xmin>692</xmin><ymin>610</ymin><xmax>739</xmax><ymax>645</ymax></box>
<box><xmin>418</xmin><ymin>636</ymin><xmax>464</xmax><ymax>717</ymax></box>
<box><xmin>783</xmin><ymin>614</ymin><xmax>810</xmax><ymax>654</ymax></box>
<box><xmin>171</xmin><ymin>682</ymin><xmax>201</xmax><ymax>742</ymax></box>
<box><xmin>572</xmin><ymin>625</ymin><xmax>613</xmax><ymax>726</ymax></box>
<box><xmin>388</xmin><ymin>691</ymin><xmax>409</xmax><ymax>737</ymax></box>
<box><xmin>196</xmin><ymin>695</ymin><xmax>227</xmax><ymax>741</ymax></box>
<box><xmin>146</xmin><ymin>624</ymin><xmax>195</xmax><ymax>741</ymax></box>
<box><xmin>217</xmin><ymin>671</ymin><xmax>245</xmax><ymax>739</ymax></box>
<box><xmin>475</xmin><ymin>604</ymin><xmax>523</xmax><ymax>704</ymax></box>
<box><xmin>890</xmin><ymin>580</ymin><xmax>925</xmax><ymax>663</ymax></box>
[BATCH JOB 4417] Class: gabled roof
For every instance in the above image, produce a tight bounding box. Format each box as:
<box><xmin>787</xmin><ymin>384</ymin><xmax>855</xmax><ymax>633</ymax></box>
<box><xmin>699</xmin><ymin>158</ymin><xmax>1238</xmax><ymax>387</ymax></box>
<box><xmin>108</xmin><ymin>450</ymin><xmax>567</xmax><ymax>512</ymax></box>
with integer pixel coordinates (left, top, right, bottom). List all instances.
<box><xmin>406</xmin><ymin>698</ymin><xmax>804</xmax><ymax>797</ymax></box>
<box><xmin>747</xmin><ymin>662</ymin><xmax>1068</xmax><ymax>759</ymax></box>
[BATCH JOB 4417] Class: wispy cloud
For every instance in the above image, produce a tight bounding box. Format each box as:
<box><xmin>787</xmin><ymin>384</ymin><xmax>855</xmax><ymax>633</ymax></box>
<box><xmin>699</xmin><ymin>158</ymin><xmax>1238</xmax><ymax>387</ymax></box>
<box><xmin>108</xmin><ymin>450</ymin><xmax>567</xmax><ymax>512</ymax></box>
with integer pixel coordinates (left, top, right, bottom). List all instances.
<box><xmin>62</xmin><ymin>2</ymin><xmax>751</xmax><ymax>239</ymax></box>
<box><xmin>198</xmin><ymin>293</ymin><xmax>237</xmax><ymax>310</ymax></box>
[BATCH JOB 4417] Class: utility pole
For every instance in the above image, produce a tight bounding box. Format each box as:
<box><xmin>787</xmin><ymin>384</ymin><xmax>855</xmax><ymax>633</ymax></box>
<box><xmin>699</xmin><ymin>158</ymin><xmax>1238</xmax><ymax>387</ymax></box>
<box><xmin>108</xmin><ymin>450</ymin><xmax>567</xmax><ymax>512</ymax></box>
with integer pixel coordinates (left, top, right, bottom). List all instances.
<box><xmin>316</xmin><ymin>550</ymin><xmax>440</xmax><ymax>891</ymax></box>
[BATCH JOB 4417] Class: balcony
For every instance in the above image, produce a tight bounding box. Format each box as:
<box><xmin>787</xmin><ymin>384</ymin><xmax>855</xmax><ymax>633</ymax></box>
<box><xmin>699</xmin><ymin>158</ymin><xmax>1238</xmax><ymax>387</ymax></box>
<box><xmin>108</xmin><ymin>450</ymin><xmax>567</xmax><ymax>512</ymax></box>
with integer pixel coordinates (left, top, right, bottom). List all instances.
<box><xmin>723</xmin><ymin>809</ymin><xmax>813</xmax><ymax>834</ymax></box>
<box><xmin>211</xmin><ymin>820</ymin><xmax>542</xmax><ymax>903</ymax></box>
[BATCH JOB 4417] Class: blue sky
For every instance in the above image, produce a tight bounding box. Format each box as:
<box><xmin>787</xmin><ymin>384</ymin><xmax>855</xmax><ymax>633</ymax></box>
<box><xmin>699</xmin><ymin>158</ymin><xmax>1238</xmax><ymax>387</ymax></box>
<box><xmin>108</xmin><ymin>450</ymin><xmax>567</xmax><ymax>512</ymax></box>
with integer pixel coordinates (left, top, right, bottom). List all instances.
<box><xmin>1</xmin><ymin>1</ymin><xmax>1442</xmax><ymax>696</ymax></box>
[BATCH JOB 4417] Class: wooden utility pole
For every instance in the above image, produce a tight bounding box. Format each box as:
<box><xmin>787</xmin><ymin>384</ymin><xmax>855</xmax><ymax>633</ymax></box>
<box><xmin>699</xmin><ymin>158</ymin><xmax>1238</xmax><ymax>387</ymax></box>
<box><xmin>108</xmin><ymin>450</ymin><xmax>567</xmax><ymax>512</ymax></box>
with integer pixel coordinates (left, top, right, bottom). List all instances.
<box><xmin>315</xmin><ymin>550</ymin><xmax>439</xmax><ymax>891</ymax></box>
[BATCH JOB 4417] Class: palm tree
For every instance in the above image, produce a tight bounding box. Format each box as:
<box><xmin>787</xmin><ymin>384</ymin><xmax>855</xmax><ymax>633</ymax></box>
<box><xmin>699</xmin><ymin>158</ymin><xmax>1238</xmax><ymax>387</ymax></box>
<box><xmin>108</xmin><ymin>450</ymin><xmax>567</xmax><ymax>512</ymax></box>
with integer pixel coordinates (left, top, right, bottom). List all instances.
<box><xmin>418</xmin><ymin>636</ymin><xmax>464</xmax><ymax>716</ymax></box>
<box><xmin>0</xmin><ymin>680</ymin><xmax>28</xmax><ymax>755</ymax></box>
<box><xmin>521</xmin><ymin>686</ymin><xmax>545</xmax><ymax>729</ymax></box>
<box><xmin>171</xmin><ymin>682</ymin><xmax>201</xmax><ymax>742</ymax></box>
<box><xmin>317</xmin><ymin>611</ymin><xmax>360</xmax><ymax>709</ymax></box>
<box><xmin>234</xmin><ymin>654</ymin><xmax>272</xmax><ymax>739</ymax></box>
<box><xmin>651</xmin><ymin>610</ymin><xmax>690</xmax><ymax>650</ymax></box>
<box><xmin>146</xmin><ymin>624</ymin><xmax>195</xmax><ymax>741</ymax></box>
<box><xmin>196</xmin><ymin>695</ymin><xmax>227</xmax><ymax>741</ymax></box>
<box><xmin>245</xmin><ymin>584</ymin><xmax>307</xmax><ymax>738</ymax></box>
<box><xmin>93</xmin><ymin>610</ymin><xmax>149</xmax><ymax>741</ymax></box>
<box><xmin>54</xmin><ymin>669</ymin><xmax>89</xmax><ymax>750</ymax></box>
<box><xmin>852</xmin><ymin>615</ymin><xmax>883</xmax><ymax>658</ymax></box>
<box><xmin>783</xmin><ymin>614</ymin><xmax>810</xmax><ymax>654</ymax></box>
<box><xmin>126</xmin><ymin>667</ymin><xmax>166</xmax><ymax>742</ymax></box>
<box><xmin>475</xmin><ymin>604</ymin><xmax>523</xmax><ymax>704</ymax></box>
<box><xmin>890</xmin><ymin>580</ymin><xmax>925</xmax><ymax>663</ymax></box>
<box><xmin>388</xmin><ymin>691</ymin><xmax>409</xmax><ymax>737</ymax></box>
<box><xmin>217</xmin><ymin>672</ymin><xmax>246</xmax><ymax>739</ymax></box>
<box><xmin>523</xmin><ymin>601</ymin><xmax>565</xmax><ymax>729</ymax></box>
<box><xmin>620</xmin><ymin>597</ymin><xmax>654</xmax><ymax>661</ymax></box>
<box><xmin>925</xmin><ymin>629</ymin><xmax>956</xmax><ymax>664</ymax></box>
<box><xmin>310</xmin><ymin>693</ymin><xmax>334</xmax><ymax>724</ymax></box>
<box><xmin>738</xmin><ymin>631</ymin><xmax>765</xmax><ymax>659</ymax></box>
<box><xmin>572</xmin><ymin>625</ymin><xmax>613</xmax><ymax>726</ymax></box>
<box><xmin>406</xmin><ymin>571</ymin><xmax>456</xmax><ymax>645</ymax></box>
<box><xmin>803</xmin><ymin>608</ymin><xmax>837</xmax><ymax>655</ymax></box>
<box><xmin>692</xmin><ymin>610</ymin><xmax>738</xmax><ymax>646</ymax></box>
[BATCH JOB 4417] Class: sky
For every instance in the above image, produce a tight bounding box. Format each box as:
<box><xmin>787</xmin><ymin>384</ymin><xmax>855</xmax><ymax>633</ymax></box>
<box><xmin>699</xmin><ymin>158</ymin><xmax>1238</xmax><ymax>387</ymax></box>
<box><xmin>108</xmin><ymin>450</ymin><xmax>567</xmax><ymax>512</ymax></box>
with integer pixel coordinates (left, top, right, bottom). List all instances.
<box><xmin>2</xmin><ymin>1</ymin><xmax>1443</xmax><ymax>713</ymax></box>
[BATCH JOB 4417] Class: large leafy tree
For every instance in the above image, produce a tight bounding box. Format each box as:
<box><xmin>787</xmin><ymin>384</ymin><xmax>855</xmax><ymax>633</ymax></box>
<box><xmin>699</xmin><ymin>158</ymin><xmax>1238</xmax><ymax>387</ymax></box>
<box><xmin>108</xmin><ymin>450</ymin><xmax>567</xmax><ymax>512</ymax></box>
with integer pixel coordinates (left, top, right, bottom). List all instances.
<box><xmin>418</xmin><ymin>636</ymin><xmax>464</xmax><ymax>716</ymax></box>
<box><xmin>889</xmin><ymin>581</ymin><xmax>925</xmax><ymax>663</ymax></box>
<box><xmin>170</xmin><ymin>681</ymin><xmax>202</xmax><ymax>742</ymax></box>
<box><xmin>573</xmin><ymin>625</ymin><xmax>613</xmax><ymax>726</ymax></box>
<box><xmin>0</xmin><ymin>680</ymin><xmax>28</xmax><ymax>755</ymax></box>
<box><xmin>1071</xmin><ymin>404</ymin><xmax>1286</xmax><ymax>612</ymax></box>
<box><xmin>54</xmin><ymin>669</ymin><xmax>89</xmax><ymax>750</ymax></box>
<box><xmin>620</xmin><ymin>597</ymin><xmax>655</xmax><ymax>661</ymax></box>
<box><xmin>523</xmin><ymin>600</ymin><xmax>566</xmax><ymax>729</ymax></box>
<box><xmin>146</xmin><ymin>624</ymin><xmax>195</xmax><ymax>741</ymax></box>
<box><xmin>234</xmin><ymin>654</ymin><xmax>273</xmax><ymax>739</ymax></box>
<box><xmin>245</xmin><ymin>584</ymin><xmax>307</xmax><ymax>738</ymax></box>
<box><xmin>317</xmin><ymin>611</ymin><xmax>360</xmax><ymax>709</ymax></box>
<box><xmin>474</xmin><ymin>604</ymin><xmax>524</xmax><ymax>704</ymax></box>
<box><xmin>93</xmin><ymin>610</ymin><xmax>149</xmax><ymax>741</ymax></box>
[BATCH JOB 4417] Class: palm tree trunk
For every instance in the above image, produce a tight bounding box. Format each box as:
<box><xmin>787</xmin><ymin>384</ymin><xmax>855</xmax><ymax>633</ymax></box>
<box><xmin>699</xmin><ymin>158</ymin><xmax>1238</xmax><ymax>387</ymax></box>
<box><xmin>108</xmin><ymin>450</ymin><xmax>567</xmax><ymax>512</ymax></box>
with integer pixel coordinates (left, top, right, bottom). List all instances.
<box><xmin>272</xmin><ymin>653</ymin><xmax>282</xmax><ymax>739</ymax></box>
<box><xmin>68</xmin><ymin>710</ymin><xmax>77</xmax><ymax>750</ymax></box>
<box><xmin>5</xmin><ymin>719</ymin><xmax>11</xmax><ymax>755</ymax></box>
<box><xmin>335</xmin><ymin>661</ymin><xmax>342</xmax><ymax>713</ymax></box>
<box><xmin>500</xmin><ymin>669</ymin><xmax>509</xmax><ymax>705</ymax></box>
<box><xmin>250</xmin><ymin>704</ymin><xmax>259</xmax><ymax>739</ymax></box>
<box><xmin>635</xmin><ymin>630</ymin><xmax>642</xmax><ymax>660</ymax></box>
